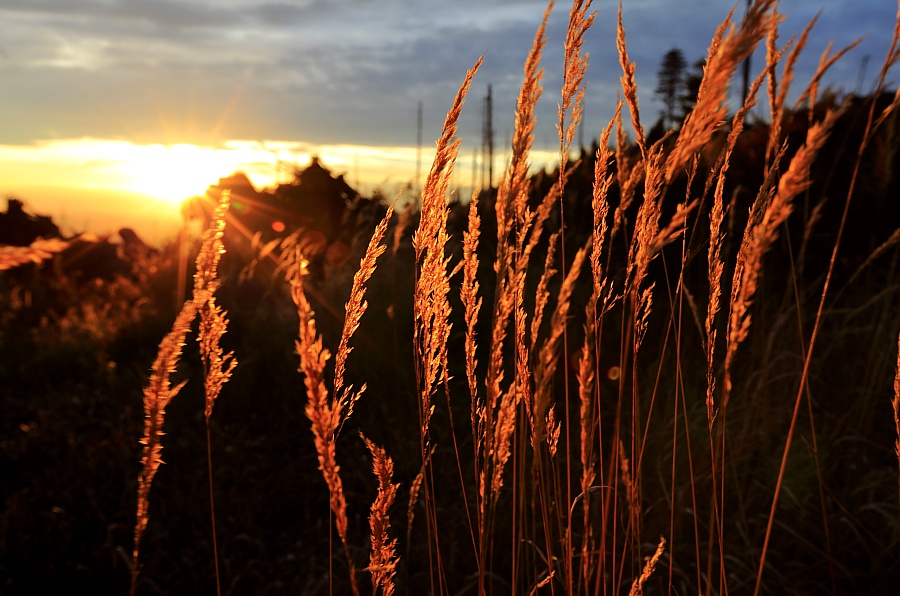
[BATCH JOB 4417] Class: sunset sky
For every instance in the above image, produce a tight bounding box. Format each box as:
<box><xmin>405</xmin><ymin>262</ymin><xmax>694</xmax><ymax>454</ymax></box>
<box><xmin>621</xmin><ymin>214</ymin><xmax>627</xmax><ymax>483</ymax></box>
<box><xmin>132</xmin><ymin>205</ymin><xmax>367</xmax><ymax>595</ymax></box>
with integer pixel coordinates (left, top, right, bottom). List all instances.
<box><xmin>0</xmin><ymin>0</ymin><xmax>895</xmax><ymax>245</ymax></box>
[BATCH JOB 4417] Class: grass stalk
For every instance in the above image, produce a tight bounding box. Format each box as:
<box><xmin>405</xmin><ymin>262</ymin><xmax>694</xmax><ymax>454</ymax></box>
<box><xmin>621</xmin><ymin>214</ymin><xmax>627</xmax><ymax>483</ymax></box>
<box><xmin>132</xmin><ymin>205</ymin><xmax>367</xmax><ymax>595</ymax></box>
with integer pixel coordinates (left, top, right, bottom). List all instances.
<box><xmin>194</xmin><ymin>193</ymin><xmax>237</xmax><ymax>596</ymax></box>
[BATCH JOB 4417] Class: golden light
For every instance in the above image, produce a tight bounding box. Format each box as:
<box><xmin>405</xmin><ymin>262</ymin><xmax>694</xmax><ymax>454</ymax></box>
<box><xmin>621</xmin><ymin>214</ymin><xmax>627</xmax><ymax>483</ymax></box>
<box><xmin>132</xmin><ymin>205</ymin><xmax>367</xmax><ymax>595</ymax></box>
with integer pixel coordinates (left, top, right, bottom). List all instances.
<box><xmin>117</xmin><ymin>144</ymin><xmax>252</xmax><ymax>205</ymax></box>
<box><xmin>0</xmin><ymin>137</ymin><xmax>471</xmax><ymax>245</ymax></box>
<box><xmin>0</xmin><ymin>138</ymin><xmax>279</xmax><ymax>206</ymax></box>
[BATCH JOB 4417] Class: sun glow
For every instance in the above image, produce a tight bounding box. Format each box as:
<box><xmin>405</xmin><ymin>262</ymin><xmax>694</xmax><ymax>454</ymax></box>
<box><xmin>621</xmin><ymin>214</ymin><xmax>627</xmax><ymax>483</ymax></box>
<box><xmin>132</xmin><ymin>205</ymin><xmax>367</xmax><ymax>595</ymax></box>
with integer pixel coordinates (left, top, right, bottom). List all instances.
<box><xmin>0</xmin><ymin>138</ymin><xmax>280</xmax><ymax>204</ymax></box>
<box><xmin>0</xmin><ymin>136</ymin><xmax>536</xmax><ymax>244</ymax></box>
<box><xmin>116</xmin><ymin>144</ymin><xmax>256</xmax><ymax>204</ymax></box>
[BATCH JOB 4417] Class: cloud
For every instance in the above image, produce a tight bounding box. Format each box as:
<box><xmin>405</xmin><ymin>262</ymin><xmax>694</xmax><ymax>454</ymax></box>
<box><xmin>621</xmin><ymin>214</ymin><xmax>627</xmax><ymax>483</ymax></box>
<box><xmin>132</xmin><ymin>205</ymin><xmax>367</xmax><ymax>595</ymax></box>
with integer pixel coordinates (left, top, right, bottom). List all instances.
<box><xmin>0</xmin><ymin>0</ymin><xmax>896</xmax><ymax>152</ymax></box>
<box><xmin>0</xmin><ymin>0</ymin><xmax>241</xmax><ymax>29</ymax></box>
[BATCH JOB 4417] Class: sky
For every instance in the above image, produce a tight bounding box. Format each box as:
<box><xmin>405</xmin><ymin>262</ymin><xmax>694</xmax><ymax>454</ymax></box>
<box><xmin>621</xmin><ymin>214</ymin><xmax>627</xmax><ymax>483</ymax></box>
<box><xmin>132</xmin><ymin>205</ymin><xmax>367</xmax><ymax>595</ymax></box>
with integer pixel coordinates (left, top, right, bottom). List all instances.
<box><xmin>0</xmin><ymin>0</ymin><xmax>896</xmax><ymax>245</ymax></box>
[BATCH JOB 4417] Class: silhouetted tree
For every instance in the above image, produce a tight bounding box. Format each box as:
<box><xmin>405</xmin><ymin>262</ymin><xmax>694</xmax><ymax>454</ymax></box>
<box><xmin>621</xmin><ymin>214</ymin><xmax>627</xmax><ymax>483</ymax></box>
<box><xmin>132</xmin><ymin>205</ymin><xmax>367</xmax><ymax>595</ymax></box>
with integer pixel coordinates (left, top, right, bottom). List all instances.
<box><xmin>0</xmin><ymin>198</ymin><xmax>60</xmax><ymax>246</ymax></box>
<box><xmin>656</xmin><ymin>48</ymin><xmax>687</xmax><ymax>128</ymax></box>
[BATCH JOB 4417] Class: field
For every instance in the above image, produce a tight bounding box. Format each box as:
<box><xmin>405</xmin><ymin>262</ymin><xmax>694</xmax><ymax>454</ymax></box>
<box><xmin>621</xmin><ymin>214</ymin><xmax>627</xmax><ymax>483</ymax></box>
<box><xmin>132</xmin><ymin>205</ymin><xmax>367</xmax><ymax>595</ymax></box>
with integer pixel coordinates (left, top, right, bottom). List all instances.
<box><xmin>2</xmin><ymin>0</ymin><xmax>900</xmax><ymax>594</ymax></box>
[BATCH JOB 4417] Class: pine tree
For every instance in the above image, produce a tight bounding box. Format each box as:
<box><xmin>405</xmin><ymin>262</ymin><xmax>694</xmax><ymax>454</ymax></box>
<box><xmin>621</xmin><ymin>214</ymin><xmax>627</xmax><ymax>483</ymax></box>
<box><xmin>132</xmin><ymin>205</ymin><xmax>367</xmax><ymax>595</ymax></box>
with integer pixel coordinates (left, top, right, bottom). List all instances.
<box><xmin>655</xmin><ymin>48</ymin><xmax>687</xmax><ymax>129</ymax></box>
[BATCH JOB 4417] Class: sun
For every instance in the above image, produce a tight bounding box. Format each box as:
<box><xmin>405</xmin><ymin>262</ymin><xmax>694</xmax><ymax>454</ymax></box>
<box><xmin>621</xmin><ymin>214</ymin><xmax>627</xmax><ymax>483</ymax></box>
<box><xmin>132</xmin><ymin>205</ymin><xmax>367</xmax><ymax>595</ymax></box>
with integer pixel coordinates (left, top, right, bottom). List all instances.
<box><xmin>118</xmin><ymin>144</ymin><xmax>242</xmax><ymax>205</ymax></box>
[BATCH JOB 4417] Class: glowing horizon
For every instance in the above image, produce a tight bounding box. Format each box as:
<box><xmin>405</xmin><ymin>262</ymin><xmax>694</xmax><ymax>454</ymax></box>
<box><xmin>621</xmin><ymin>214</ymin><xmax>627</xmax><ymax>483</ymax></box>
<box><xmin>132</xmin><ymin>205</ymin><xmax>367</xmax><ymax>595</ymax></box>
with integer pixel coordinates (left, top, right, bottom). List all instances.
<box><xmin>0</xmin><ymin>136</ymin><xmax>563</xmax><ymax>245</ymax></box>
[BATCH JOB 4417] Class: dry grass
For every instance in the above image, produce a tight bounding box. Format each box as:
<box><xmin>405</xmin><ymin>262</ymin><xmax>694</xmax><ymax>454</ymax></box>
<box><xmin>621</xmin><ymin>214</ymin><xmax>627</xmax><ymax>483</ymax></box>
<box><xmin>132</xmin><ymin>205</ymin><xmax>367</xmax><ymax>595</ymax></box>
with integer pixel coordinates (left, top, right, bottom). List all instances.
<box><xmin>130</xmin><ymin>194</ymin><xmax>237</xmax><ymax>595</ymax></box>
<box><xmin>288</xmin><ymin>249</ymin><xmax>356</xmax><ymax>594</ymax></box>
<box><xmin>895</xmin><ymin>332</ymin><xmax>900</xmax><ymax>506</ymax></box>
<box><xmin>130</xmin><ymin>296</ymin><xmax>200</xmax><ymax>596</ymax></box>
<box><xmin>413</xmin><ymin>57</ymin><xmax>482</xmax><ymax>441</ymax></box>
<box><xmin>668</xmin><ymin>0</ymin><xmax>777</xmax><ymax>183</ymax></box>
<box><xmin>195</xmin><ymin>193</ymin><xmax>237</xmax><ymax>423</ymax></box>
<box><xmin>120</xmin><ymin>1</ymin><xmax>900</xmax><ymax>594</ymax></box>
<box><xmin>193</xmin><ymin>193</ymin><xmax>236</xmax><ymax>596</ymax></box>
<box><xmin>362</xmin><ymin>433</ymin><xmax>400</xmax><ymax>596</ymax></box>
<box><xmin>0</xmin><ymin>236</ymin><xmax>72</xmax><ymax>270</ymax></box>
<box><xmin>628</xmin><ymin>536</ymin><xmax>665</xmax><ymax>596</ymax></box>
<box><xmin>334</xmin><ymin>202</ymin><xmax>394</xmax><ymax>425</ymax></box>
<box><xmin>462</xmin><ymin>191</ymin><xmax>483</xmax><ymax>438</ymax></box>
<box><xmin>616</xmin><ymin>1</ymin><xmax>646</xmax><ymax>159</ymax></box>
<box><xmin>725</xmin><ymin>108</ymin><xmax>841</xmax><ymax>406</ymax></box>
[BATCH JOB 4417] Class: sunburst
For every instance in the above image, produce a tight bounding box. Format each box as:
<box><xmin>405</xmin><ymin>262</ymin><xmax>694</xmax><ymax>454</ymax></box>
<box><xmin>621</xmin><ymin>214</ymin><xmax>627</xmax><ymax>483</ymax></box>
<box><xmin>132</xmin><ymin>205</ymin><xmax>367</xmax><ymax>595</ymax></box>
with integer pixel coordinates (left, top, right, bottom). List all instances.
<box><xmin>118</xmin><ymin>144</ymin><xmax>246</xmax><ymax>205</ymax></box>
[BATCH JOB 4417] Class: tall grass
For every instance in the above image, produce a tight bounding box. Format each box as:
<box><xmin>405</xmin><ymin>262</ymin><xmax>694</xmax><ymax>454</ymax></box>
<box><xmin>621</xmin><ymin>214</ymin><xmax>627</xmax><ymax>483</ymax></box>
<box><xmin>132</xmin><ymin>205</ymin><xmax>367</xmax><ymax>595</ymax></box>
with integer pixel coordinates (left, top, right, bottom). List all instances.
<box><xmin>125</xmin><ymin>0</ymin><xmax>900</xmax><ymax>594</ymax></box>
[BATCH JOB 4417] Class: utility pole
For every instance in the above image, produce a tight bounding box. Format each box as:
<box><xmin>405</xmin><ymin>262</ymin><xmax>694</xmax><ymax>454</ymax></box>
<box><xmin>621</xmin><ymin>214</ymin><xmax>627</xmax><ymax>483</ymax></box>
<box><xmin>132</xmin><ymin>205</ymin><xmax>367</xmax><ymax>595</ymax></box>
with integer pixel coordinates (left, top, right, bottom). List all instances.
<box><xmin>856</xmin><ymin>55</ymin><xmax>871</xmax><ymax>94</ymax></box>
<box><xmin>471</xmin><ymin>146</ymin><xmax>479</xmax><ymax>195</ymax></box>
<box><xmin>482</xmin><ymin>84</ymin><xmax>494</xmax><ymax>189</ymax></box>
<box><xmin>416</xmin><ymin>101</ymin><xmax>423</xmax><ymax>195</ymax></box>
<box><xmin>578</xmin><ymin>119</ymin><xmax>585</xmax><ymax>156</ymax></box>
<box><xmin>741</xmin><ymin>0</ymin><xmax>751</xmax><ymax>105</ymax></box>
